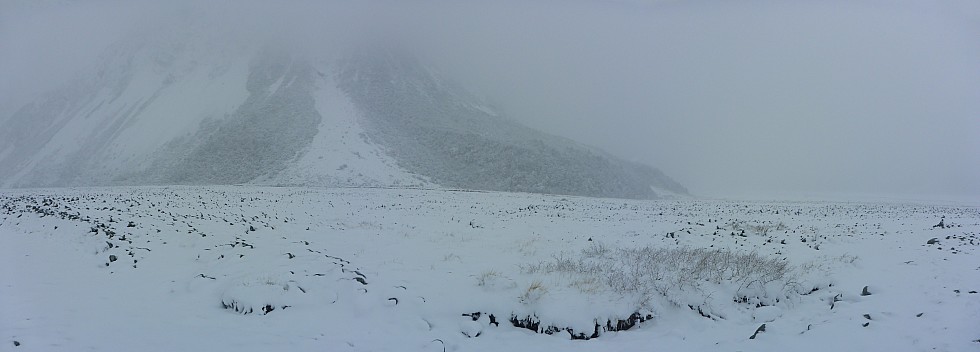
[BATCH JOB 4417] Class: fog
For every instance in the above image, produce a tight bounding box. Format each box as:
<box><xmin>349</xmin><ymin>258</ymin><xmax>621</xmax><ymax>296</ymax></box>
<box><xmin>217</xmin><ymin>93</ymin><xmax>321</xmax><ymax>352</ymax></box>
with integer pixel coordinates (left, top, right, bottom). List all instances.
<box><xmin>2</xmin><ymin>0</ymin><xmax>978</xmax><ymax>199</ymax></box>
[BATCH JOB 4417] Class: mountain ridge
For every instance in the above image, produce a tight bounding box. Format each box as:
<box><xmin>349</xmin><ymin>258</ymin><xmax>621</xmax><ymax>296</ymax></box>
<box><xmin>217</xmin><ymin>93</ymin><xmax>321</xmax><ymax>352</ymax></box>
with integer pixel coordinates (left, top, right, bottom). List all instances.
<box><xmin>1</xmin><ymin>33</ymin><xmax>687</xmax><ymax>199</ymax></box>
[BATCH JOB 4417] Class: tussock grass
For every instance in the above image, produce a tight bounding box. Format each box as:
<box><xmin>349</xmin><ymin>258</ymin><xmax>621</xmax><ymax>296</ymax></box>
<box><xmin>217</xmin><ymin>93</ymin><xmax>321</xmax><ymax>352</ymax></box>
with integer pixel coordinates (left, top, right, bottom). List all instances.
<box><xmin>476</xmin><ymin>269</ymin><xmax>500</xmax><ymax>287</ymax></box>
<box><xmin>520</xmin><ymin>243</ymin><xmax>821</xmax><ymax>314</ymax></box>
<box><xmin>519</xmin><ymin>280</ymin><xmax>549</xmax><ymax>304</ymax></box>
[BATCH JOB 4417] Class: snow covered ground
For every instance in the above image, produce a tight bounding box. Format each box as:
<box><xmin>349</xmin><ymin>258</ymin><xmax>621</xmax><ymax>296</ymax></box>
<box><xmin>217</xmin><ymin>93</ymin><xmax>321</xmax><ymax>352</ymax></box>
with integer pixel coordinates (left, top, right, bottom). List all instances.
<box><xmin>1</xmin><ymin>186</ymin><xmax>978</xmax><ymax>351</ymax></box>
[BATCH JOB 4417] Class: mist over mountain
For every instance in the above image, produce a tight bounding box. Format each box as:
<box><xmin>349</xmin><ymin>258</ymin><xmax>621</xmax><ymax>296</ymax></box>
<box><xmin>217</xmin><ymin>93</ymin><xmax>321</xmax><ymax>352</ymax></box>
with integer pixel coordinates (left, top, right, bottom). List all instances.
<box><xmin>338</xmin><ymin>46</ymin><xmax>687</xmax><ymax>198</ymax></box>
<box><xmin>0</xmin><ymin>19</ymin><xmax>686</xmax><ymax>199</ymax></box>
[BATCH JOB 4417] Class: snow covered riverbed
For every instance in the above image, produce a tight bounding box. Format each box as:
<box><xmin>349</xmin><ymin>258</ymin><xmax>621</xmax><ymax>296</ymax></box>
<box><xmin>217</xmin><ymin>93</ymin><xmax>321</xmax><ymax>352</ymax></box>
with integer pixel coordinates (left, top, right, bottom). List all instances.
<box><xmin>2</xmin><ymin>187</ymin><xmax>978</xmax><ymax>351</ymax></box>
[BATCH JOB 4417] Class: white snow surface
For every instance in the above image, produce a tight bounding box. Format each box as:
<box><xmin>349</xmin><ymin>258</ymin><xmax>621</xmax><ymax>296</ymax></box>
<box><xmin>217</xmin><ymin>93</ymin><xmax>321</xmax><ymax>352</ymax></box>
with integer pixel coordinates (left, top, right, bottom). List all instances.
<box><xmin>1</xmin><ymin>187</ymin><xmax>978</xmax><ymax>351</ymax></box>
<box><xmin>260</xmin><ymin>67</ymin><xmax>429</xmax><ymax>188</ymax></box>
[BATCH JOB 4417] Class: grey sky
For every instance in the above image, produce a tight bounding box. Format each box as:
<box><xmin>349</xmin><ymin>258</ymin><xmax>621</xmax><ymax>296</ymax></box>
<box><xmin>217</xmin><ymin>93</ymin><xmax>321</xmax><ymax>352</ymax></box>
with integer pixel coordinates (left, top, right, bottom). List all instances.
<box><xmin>2</xmin><ymin>0</ymin><xmax>978</xmax><ymax>199</ymax></box>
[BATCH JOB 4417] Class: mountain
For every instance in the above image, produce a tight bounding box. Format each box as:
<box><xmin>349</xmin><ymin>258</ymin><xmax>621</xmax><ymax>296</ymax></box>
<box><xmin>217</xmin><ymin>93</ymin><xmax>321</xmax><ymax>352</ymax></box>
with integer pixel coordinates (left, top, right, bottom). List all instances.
<box><xmin>0</xmin><ymin>26</ymin><xmax>687</xmax><ymax>199</ymax></box>
<box><xmin>337</xmin><ymin>47</ymin><xmax>687</xmax><ymax>199</ymax></box>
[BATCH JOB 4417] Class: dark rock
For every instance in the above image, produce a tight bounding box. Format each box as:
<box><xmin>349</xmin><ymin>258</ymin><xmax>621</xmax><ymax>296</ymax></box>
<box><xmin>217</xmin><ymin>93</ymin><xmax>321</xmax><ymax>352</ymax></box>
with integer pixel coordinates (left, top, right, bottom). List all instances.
<box><xmin>749</xmin><ymin>324</ymin><xmax>766</xmax><ymax>339</ymax></box>
<box><xmin>861</xmin><ymin>286</ymin><xmax>871</xmax><ymax>296</ymax></box>
<box><xmin>863</xmin><ymin>314</ymin><xmax>871</xmax><ymax>320</ymax></box>
<box><xmin>606</xmin><ymin>312</ymin><xmax>652</xmax><ymax>332</ymax></box>
<box><xmin>108</xmin><ymin>254</ymin><xmax>117</xmax><ymax>262</ymax></box>
<box><xmin>927</xmin><ymin>238</ymin><xmax>939</xmax><ymax>245</ymax></box>
<box><xmin>830</xmin><ymin>293</ymin><xmax>843</xmax><ymax>309</ymax></box>
<box><xmin>506</xmin><ymin>312</ymin><xmax>650</xmax><ymax>340</ymax></box>
<box><xmin>510</xmin><ymin>314</ymin><xmax>540</xmax><ymax>333</ymax></box>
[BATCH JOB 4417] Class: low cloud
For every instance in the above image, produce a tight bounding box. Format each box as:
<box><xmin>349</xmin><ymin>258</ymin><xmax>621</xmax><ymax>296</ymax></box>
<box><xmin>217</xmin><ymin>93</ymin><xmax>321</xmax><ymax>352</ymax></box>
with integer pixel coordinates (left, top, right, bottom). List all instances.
<box><xmin>2</xmin><ymin>0</ymin><xmax>977</xmax><ymax>198</ymax></box>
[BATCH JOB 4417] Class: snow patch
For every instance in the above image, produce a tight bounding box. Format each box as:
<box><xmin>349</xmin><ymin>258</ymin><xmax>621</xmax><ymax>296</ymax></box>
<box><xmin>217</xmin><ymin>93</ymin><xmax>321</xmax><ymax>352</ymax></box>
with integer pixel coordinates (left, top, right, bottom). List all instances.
<box><xmin>263</xmin><ymin>67</ymin><xmax>429</xmax><ymax>187</ymax></box>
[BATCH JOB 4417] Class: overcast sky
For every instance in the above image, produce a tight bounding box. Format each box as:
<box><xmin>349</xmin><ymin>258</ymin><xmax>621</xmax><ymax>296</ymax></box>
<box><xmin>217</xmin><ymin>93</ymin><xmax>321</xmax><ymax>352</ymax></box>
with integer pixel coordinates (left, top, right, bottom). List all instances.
<box><xmin>2</xmin><ymin>0</ymin><xmax>978</xmax><ymax>199</ymax></box>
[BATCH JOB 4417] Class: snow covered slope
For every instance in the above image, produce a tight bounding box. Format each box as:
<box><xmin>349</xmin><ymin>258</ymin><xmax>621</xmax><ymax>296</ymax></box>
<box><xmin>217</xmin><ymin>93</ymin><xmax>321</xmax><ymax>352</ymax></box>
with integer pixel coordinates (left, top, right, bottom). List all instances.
<box><xmin>0</xmin><ymin>23</ymin><xmax>683</xmax><ymax>199</ymax></box>
<box><xmin>2</xmin><ymin>187</ymin><xmax>978</xmax><ymax>351</ymax></box>
<box><xmin>259</xmin><ymin>63</ymin><xmax>428</xmax><ymax>188</ymax></box>
<box><xmin>337</xmin><ymin>48</ymin><xmax>687</xmax><ymax>199</ymax></box>
<box><xmin>0</xmin><ymin>23</ymin><xmax>255</xmax><ymax>187</ymax></box>
<box><xmin>0</xmin><ymin>30</ymin><xmax>425</xmax><ymax>189</ymax></box>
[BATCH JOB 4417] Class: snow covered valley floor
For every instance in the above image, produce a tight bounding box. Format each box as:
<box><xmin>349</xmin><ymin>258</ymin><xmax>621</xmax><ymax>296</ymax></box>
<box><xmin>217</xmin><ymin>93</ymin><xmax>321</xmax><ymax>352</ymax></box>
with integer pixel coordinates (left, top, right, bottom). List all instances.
<box><xmin>1</xmin><ymin>187</ymin><xmax>978</xmax><ymax>351</ymax></box>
